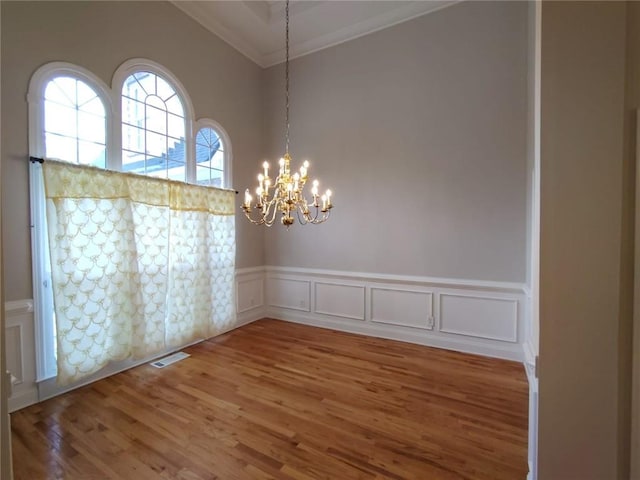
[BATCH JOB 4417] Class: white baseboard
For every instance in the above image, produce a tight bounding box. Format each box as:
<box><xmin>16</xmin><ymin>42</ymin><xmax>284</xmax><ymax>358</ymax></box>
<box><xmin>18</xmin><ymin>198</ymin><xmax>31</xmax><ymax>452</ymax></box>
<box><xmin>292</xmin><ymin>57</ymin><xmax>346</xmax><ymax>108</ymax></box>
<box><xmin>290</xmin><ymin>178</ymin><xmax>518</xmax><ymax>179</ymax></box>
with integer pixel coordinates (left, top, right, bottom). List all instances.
<box><xmin>8</xmin><ymin>388</ymin><xmax>38</xmax><ymax>413</ymax></box>
<box><xmin>269</xmin><ymin>308</ymin><xmax>524</xmax><ymax>361</ymax></box>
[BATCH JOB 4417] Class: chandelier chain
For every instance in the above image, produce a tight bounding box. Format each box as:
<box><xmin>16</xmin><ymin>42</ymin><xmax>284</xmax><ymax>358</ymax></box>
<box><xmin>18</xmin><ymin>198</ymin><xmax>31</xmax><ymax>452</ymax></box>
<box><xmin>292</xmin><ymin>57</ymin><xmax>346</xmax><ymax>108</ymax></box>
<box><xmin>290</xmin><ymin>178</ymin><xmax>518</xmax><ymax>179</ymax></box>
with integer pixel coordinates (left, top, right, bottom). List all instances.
<box><xmin>285</xmin><ymin>0</ymin><xmax>290</xmax><ymax>155</ymax></box>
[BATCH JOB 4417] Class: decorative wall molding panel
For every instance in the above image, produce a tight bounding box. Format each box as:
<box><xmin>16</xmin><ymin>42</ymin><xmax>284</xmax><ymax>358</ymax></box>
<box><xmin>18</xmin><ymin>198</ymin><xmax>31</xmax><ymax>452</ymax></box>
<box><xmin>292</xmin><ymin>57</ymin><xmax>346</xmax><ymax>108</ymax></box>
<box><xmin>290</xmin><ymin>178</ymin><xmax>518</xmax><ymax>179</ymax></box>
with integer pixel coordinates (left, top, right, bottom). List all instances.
<box><xmin>265</xmin><ymin>266</ymin><xmax>526</xmax><ymax>361</ymax></box>
<box><xmin>5</xmin><ymin>300</ymin><xmax>38</xmax><ymax>412</ymax></box>
<box><xmin>315</xmin><ymin>282</ymin><xmax>365</xmax><ymax>320</ymax></box>
<box><xmin>236</xmin><ymin>267</ymin><xmax>267</xmax><ymax>323</ymax></box>
<box><xmin>439</xmin><ymin>293</ymin><xmax>518</xmax><ymax>342</ymax></box>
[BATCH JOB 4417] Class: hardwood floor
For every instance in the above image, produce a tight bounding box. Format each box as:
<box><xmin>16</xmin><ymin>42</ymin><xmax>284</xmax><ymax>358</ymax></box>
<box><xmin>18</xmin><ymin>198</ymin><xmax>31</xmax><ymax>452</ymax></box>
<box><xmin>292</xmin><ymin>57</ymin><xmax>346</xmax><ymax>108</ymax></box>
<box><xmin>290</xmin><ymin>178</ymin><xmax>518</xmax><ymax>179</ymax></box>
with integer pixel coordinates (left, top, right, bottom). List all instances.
<box><xmin>11</xmin><ymin>319</ymin><xmax>528</xmax><ymax>480</ymax></box>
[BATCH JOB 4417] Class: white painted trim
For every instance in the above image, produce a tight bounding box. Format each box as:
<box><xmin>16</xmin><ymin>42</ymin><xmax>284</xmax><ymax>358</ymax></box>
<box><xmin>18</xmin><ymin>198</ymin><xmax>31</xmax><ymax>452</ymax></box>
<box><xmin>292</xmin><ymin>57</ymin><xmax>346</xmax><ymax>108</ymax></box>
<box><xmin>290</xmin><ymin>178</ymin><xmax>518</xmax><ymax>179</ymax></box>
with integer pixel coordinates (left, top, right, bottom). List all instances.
<box><xmin>8</xmin><ymin>389</ymin><xmax>38</xmax><ymax>414</ymax></box>
<box><xmin>236</xmin><ymin>265</ymin><xmax>267</xmax><ymax>276</ymax></box>
<box><xmin>4</xmin><ymin>300</ymin><xmax>33</xmax><ymax>316</ymax></box>
<box><xmin>439</xmin><ymin>293</ymin><xmax>519</xmax><ymax>343</ymax></box>
<box><xmin>313</xmin><ymin>282</ymin><xmax>366</xmax><ymax>321</ymax></box>
<box><xmin>171</xmin><ymin>1</ymin><xmax>461</xmax><ymax>68</ymax></box>
<box><xmin>267</xmin><ymin>277</ymin><xmax>311</xmax><ymax>312</ymax></box>
<box><xmin>262</xmin><ymin>1</ymin><xmax>461</xmax><ymax>67</ymax></box>
<box><xmin>265</xmin><ymin>265</ymin><xmax>526</xmax><ymax>294</ymax></box>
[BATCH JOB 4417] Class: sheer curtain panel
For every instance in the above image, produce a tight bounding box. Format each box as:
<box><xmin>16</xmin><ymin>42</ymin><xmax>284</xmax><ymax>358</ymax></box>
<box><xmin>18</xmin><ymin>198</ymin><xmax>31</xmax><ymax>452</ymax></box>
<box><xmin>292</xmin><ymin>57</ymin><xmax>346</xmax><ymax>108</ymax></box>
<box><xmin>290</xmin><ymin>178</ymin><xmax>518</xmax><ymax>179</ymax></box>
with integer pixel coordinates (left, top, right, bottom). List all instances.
<box><xmin>42</xmin><ymin>160</ymin><xmax>235</xmax><ymax>385</ymax></box>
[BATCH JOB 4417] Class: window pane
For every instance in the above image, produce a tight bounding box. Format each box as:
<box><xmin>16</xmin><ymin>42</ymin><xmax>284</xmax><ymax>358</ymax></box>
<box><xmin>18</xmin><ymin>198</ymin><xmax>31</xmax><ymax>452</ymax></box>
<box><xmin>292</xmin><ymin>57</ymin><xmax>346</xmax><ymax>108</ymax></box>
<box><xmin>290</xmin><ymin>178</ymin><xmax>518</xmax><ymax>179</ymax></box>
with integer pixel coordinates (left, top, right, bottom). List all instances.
<box><xmin>44</xmin><ymin>76</ymin><xmax>107</xmax><ymax>166</ymax></box>
<box><xmin>211</xmin><ymin>149</ymin><xmax>224</xmax><ymax>170</ymax></box>
<box><xmin>78</xmin><ymin>141</ymin><xmax>106</xmax><ymax>168</ymax></box>
<box><xmin>45</xmin><ymin>133</ymin><xmax>77</xmax><ymax>163</ymax></box>
<box><xmin>195</xmin><ymin>143</ymin><xmax>212</xmax><ymax>168</ymax></box>
<box><xmin>44</xmin><ymin>79</ymin><xmax>74</xmax><ymax>106</ymax></box>
<box><xmin>210</xmin><ymin>169</ymin><xmax>223</xmax><ymax>188</ymax></box>
<box><xmin>122</xmin><ymin>97</ymin><xmax>145</xmax><ymax>126</ymax></box>
<box><xmin>76</xmin><ymin>80</ymin><xmax>98</xmax><ymax>106</ymax></box>
<box><xmin>165</xmin><ymin>95</ymin><xmax>184</xmax><ymax>118</ymax></box>
<box><xmin>146</xmin><ymin>154</ymin><xmax>168</xmax><ymax>179</ymax></box>
<box><xmin>122</xmin><ymin>149</ymin><xmax>145</xmax><ymax>174</ymax></box>
<box><xmin>45</xmin><ymin>103</ymin><xmax>77</xmax><ymax>138</ymax></box>
<box><xmin>156</xmin><ymin>76</ymin><xmax>175</xmax><ymax>101</ymax></box>
<box><xmin>167</xmin><ymin>138</ymin><xmax>185</xmax><ymax>163</ymax></box>
<box><xmin>168</xmin><ymin>165</ymin><xmax>186</xmax><ymax>182</ymax></box>
<box><xmin>83</xmin><ymin>96</ymin><xmax>105</xmax><ymax>116</ymax></box>
<box><xmin>168</xmin><ymin>114</ymin><xmax>184</xmax><ymax>140</ymax></box>
<box><xmin>122</xmin><ymin>124</ymin><xmax>144</xmax><ymax>153</ymax></box>
<box><xmin>196</xmin><ymin>166</ymin><xmax>211</xmax><ymax>185</ymax></box>
<box><xmin>145</xmin><ymin>103</ymin><xmax>167</xmax><ymax>136</ymax></box>
<box><xmin>133</xmin><ymin>72</ymin><xmax>155</xmax><ymax>96</ymax></box>
<box><xmin>78</xmin><ymin>111</ymin><xmax>105</xmax><ymax>144</ymax></box>
<box><xmin>146</xmin><ymin>130</ymin><xmax>167</xmax><ymax>158</ymax></box>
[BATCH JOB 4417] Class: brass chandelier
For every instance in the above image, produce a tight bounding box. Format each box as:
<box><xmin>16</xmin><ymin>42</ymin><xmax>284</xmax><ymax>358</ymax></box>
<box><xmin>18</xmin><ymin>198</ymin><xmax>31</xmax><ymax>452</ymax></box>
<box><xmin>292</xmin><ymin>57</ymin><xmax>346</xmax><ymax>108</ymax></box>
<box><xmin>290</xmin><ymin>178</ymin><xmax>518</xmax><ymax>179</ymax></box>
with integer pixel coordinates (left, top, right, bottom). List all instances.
<box><xmin>242</xmin><ymin>0</ymin><xmax>333</xmax><ymax>228</ymax></box>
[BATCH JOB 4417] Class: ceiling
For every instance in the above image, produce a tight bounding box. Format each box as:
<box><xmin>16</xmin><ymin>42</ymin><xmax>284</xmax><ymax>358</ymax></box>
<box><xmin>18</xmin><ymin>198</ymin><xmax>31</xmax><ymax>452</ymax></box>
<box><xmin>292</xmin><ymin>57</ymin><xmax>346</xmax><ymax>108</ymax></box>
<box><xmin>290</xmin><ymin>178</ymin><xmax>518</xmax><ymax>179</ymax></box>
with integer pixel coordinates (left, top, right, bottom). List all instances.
<box><xmin>171</xmin><ymin>1</ymin><xmax>459</xmax><ymax>68</ymax></box>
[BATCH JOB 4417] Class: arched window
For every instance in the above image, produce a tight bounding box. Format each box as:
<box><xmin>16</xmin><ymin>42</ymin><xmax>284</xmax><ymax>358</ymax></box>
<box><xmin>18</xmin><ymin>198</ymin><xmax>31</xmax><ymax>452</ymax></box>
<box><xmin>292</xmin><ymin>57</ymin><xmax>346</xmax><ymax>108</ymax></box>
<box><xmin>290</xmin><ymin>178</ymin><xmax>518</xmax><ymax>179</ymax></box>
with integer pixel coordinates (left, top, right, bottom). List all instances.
<box><xmin>121</xmin><ymin>71</ymin><xmax>186</xmax><ymax>180</ymax></box>
<box><xmin>28</xmin><ymin>62</ymin><xmax>113</xmax><ymax>166</ymax></box>
<box><xmin>44</xmin><ymin>77</ymin><xmax>107</xmax><ymax>167</ymax></box>
<box><xmin>114</xmin><ymin>59</ymin><xmax>195</xmax><ymax>182</ymax></box>
<box><xmin>195</xmin><ymin>120</ymin><xmax>232</xmax><ymax>188</ymax></box>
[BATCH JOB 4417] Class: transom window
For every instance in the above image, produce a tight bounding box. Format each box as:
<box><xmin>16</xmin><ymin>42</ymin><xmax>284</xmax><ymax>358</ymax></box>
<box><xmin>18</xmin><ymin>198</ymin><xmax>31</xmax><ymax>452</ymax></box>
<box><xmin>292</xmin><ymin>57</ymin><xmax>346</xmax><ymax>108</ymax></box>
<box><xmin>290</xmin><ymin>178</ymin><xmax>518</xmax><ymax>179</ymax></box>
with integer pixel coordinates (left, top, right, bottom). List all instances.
<box><xmin>44</xmin><ymin>77</ymin><xmax>106</xmax><ymax>167</ymax></box>
<box><xmin>121</xmin><ymin>71</ymin><xmax>186</xmax><ymax>181</ymax></box>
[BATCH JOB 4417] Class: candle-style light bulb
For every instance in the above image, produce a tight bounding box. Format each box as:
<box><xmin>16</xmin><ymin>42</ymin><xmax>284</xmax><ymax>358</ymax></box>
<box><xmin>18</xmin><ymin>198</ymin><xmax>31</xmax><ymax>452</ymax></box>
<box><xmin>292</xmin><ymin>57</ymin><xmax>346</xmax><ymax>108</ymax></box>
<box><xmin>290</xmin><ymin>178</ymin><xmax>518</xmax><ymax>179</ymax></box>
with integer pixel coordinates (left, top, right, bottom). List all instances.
<box><xmin>321</xmin><ymin>194</ymin><xmax>328</xmax><ymax>210</ymax></box>
<box><xmin>262</xmin><ymin>161</ymin><xmax>269</xmax><ymax>177</ymax></box>
<box><xmin>326</xmin><ymin>189</ymin><xmax>332</xmax><ymax>207</ymax></box>
<box><xmin>244</xmin><ymin>189</ymin><xmax>252</xmax><ymax>207</ymax></box>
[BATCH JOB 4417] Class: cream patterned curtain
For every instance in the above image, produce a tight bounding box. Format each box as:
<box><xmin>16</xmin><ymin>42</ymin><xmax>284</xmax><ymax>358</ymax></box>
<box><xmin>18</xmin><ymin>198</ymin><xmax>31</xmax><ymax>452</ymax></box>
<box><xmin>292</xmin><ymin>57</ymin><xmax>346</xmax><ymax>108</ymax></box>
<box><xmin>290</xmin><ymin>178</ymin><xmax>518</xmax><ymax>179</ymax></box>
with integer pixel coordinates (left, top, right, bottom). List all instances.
<box><xmin>42</xmin><ymin>161</ymin><xmax>235</xmax><ymax>385</ymax></box>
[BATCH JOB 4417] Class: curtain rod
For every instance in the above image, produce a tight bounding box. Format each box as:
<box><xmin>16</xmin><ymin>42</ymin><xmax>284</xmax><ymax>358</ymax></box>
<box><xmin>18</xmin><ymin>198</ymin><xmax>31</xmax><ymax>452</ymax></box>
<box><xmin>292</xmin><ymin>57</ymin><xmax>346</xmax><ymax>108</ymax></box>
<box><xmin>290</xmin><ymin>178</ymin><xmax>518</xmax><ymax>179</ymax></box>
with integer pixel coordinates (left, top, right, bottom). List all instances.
<box><xmin>28</xmin><ymin>156</ymin><xmax>239</xmax><ymax>194</ymax></box>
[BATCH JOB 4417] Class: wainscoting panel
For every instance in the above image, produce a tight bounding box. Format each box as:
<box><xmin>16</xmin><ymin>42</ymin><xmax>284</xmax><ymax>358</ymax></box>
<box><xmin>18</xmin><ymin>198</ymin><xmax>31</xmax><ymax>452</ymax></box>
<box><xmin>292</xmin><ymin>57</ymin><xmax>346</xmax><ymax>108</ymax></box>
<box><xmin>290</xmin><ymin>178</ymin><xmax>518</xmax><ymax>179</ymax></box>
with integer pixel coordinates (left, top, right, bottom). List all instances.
<box><xmin>440</xmin><ymin>294</ymin><xmax>518</xmax><ymax>342</ymax></box>
<box><xmin>371</xmin><ymin>287</ymin><xmax>433</xmax><ymax>329</ymax></box>
<box><xmin>235</xmin><ymin>267</ymin><xmax>267</xmax><ymax>324</ymax></box>
<box><xmin>265</xmin><ymin>266</ymin><xmax>526</xmax><ymax>361</ymax></box>
<box><xmin>315</xmin><ymin>282</ymin><xmax>365</xmax><ymax>320</ymax></box>
<box><xmin>267</xmin><ymin>277</ymin><xmax>311</xmax><ymax>312</ymax></box>
<box><xmin>236</xmin><ymin>277</ymin><xmax>264</xmax><ymax>314</ymax></box>
<box><xmin>5</xmin><ymin>300</ymin><xmax>38</xmax><ymax>412</ymax></box>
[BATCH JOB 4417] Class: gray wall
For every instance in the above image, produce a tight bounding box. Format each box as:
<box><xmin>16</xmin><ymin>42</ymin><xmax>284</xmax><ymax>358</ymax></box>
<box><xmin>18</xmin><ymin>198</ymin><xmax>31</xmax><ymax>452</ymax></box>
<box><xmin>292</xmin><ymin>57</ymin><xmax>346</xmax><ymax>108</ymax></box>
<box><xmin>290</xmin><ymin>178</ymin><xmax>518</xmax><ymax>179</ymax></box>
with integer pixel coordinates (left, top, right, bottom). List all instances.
<box><xmin>538</xmin><ymin>2</ymin><xmax>630</xmax><ymax>478</ymax></box>
<box><xmin>1</xmin><ymin>1</ymin><xmax>265</xmax><ymax>302</ymax></box>
<box><xmin>262</xmin><ymin>1</ymin><xmax>528</xmax><ymax>283</ymax></box>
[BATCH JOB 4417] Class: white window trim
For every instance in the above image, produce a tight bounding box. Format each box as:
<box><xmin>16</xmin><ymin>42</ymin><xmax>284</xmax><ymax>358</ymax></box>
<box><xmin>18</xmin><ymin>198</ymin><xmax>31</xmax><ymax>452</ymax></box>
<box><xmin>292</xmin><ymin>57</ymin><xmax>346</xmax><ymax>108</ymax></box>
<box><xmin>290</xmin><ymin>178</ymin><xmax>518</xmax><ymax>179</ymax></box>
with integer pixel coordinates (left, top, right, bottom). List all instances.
<box><xmin>195</xmin><ymin>118</ymin><xmax>233</xmax><ymax>189</ymax></box>
<box><xmin>112</xmin><ymin>58</ymin><xmax>196</xmax><ymax>179</ymax></box>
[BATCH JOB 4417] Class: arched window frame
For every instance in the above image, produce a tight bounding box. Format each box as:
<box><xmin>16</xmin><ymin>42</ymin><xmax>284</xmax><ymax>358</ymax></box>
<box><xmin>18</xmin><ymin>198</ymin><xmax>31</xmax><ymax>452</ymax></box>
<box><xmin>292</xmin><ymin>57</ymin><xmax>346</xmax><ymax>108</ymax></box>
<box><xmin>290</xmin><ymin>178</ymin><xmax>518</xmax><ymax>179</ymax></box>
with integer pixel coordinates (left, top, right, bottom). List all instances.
<box><xmin>195</xmin><ymin>118</ymin><xmax>233</xmax><ymax>189</ymax></box>
<box><xmin>112</xmin><ymin>58</ymin><xmax>196</xmax><ymax>180</ymax></box>
<box><xmin>27</xmin><ymin>62</ymin><xmax>115</xmax><ymax>166</ymax></box>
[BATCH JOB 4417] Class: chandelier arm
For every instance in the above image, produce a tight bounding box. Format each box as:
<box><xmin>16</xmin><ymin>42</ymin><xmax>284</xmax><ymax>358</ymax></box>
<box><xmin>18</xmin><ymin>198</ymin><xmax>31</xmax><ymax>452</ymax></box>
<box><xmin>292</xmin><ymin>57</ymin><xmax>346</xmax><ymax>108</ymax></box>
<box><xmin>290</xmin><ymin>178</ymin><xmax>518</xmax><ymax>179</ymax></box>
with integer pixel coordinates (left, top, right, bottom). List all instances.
<box><xmin>266</xmin><ymin>197</ymin><xmax>280</xmax><ymax>225</ymax></box>
<box><xmin>295</xmin><ymin>207</ymin><xmax>310</xmax><ymax>225</ymax></box>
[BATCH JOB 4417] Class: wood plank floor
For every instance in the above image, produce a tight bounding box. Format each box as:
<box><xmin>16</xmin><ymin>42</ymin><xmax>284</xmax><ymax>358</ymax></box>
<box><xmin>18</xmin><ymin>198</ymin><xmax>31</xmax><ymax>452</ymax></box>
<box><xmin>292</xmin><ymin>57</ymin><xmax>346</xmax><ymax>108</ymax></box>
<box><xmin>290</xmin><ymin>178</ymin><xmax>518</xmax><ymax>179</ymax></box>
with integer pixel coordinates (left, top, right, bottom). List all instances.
<box><xmin>11</xmin><ymin>319</ymin><xmax>529</xmax><ymax>480</ymax></box>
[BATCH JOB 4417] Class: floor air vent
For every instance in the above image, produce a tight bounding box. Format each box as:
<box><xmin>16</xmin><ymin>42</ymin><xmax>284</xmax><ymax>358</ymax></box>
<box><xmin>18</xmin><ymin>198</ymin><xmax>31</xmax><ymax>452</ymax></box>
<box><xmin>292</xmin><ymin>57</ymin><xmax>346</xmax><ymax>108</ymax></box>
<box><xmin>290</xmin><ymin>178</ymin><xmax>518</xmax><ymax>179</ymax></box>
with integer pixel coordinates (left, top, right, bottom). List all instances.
<box><xmin>150</xmin><ymin>351</ymin><xmax>190</xmax><ymax>368</ymax></box>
